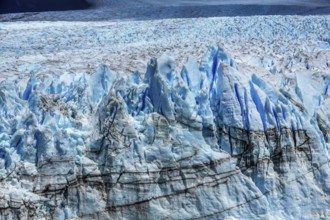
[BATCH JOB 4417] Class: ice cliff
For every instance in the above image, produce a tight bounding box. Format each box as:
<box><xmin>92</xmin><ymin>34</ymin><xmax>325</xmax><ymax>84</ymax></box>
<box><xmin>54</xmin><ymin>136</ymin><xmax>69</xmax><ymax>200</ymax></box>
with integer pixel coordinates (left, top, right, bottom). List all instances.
<box><xmin>0</xmin><ymin>47</ymin><xmax>329</xmax><ymax>219</ymax></box>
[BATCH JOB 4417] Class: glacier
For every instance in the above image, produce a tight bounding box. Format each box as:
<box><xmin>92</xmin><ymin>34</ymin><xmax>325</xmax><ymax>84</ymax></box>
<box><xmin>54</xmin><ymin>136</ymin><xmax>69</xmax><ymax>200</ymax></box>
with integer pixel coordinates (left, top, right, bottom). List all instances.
<box><xmin>0</xmin><ymin>46</ymin><xmax>329</xmax><ymax>219</ymax></box>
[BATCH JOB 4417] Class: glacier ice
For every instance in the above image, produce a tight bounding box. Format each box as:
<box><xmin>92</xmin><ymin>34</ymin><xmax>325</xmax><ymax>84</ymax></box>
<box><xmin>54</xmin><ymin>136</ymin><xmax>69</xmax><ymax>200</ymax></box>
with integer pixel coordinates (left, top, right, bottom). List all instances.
<box><xmin>0</xmin><ymin>47</ymin><xmax>329</xmax><ymax>219</ymax></box>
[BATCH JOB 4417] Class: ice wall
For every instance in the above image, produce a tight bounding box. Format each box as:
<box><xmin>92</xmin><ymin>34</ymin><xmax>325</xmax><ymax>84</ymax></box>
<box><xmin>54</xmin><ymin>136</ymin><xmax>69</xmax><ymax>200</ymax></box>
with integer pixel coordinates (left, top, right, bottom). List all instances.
<box><xmin>0</xmin><ymin>48</ymin><xmax>329</xmax><ymax>219</ymax></box>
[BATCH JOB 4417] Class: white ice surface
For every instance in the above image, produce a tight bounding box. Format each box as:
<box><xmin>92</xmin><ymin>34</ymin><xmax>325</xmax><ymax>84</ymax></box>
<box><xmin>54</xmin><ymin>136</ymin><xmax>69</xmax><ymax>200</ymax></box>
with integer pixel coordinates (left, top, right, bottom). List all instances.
<box><xmin>0</xmin><ymin>14</ymin><xmax>330</xmax><ymax>220</ymax></box>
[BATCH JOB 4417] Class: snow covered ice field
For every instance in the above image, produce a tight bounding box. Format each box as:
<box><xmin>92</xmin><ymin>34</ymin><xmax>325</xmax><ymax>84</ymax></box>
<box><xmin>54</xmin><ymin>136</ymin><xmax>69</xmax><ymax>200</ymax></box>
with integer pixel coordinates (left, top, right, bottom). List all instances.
<box><xmin>1</xmin><ymin>1</ymin><xmax>330</xmax><ymax>219</ymax></box>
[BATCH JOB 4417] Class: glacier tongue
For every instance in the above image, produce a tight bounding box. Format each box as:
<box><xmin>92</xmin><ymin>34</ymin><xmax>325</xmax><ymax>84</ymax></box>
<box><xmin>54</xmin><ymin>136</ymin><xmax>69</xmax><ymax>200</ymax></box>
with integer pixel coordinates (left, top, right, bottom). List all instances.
<box><xmin>0</xmin><ymin>47</ymin><xmax>329</xmax><ymax>219</ymax></box>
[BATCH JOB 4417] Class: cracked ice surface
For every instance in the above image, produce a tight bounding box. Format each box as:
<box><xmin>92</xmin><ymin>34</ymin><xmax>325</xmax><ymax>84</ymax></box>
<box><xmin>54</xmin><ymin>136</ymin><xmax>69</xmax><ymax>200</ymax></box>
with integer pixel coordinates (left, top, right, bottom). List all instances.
<box><xmin>0</xmin><ymin>47</ymin><xmax>329</xmax><ymax>219</ymax></box>
<box><xmin>1</xmin><ymin>16</ymin><xmax>330</xmax><ymax>80</ymax></box>
<box><xmin>0</xmin><ymin>16</ymin><xmax>330</xmax><ymax>219</ymax></box>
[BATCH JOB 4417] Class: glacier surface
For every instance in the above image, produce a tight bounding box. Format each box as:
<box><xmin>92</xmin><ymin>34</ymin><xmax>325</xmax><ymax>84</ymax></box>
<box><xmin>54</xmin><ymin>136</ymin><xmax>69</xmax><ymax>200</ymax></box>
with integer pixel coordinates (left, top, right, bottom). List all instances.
<box><xmin>0</xmin><ymin>46</ymin><xmax>329</xmax><ymax>219</ymax></box>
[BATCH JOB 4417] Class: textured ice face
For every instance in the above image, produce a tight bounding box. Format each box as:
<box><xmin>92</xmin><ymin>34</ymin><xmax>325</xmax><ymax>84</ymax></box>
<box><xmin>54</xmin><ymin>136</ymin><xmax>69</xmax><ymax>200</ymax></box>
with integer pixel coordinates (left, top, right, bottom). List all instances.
<box><xmin>0</xmin><ymin>47</ymin><xmax>329</xmax><ymax>219</ymax></box>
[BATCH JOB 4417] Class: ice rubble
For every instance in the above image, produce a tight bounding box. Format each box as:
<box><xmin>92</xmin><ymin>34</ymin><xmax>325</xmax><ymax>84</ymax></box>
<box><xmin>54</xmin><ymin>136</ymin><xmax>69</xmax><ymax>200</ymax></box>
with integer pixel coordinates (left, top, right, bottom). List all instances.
<box><xmin>0</xmin><ymin>47</ymin><xmax>329</xmax><ymax>219</ymax></box>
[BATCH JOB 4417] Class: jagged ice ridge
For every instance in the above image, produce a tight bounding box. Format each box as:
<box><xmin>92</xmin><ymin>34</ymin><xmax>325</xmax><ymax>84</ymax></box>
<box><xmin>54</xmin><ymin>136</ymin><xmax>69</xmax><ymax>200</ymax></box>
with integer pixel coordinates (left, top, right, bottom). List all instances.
<box><xmin>0</xmin><ymin>47</ymin><xmax>329</xmax><ymax>219</ymax></box>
